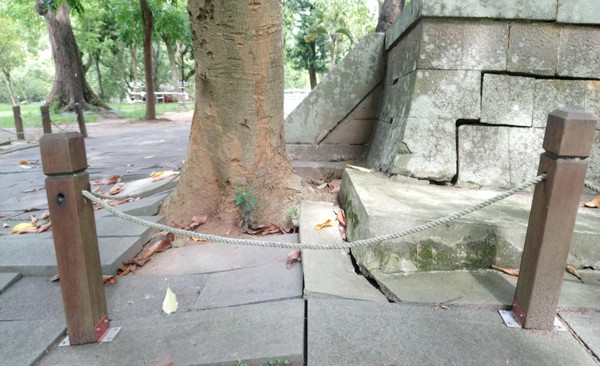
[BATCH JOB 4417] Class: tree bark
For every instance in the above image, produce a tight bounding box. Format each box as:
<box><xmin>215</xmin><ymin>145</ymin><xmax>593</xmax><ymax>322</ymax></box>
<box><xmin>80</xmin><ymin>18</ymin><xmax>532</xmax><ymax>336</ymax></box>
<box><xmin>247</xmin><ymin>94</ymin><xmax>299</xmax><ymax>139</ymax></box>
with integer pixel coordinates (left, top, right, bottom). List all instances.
<box><xmin>130</xmin><ymin>46</ymin><xmax>142</xmax><ymax>102</ymax></box>
<box><xmin>140</xmin><ymin>0</ymin><xmax>156</xmax><ymax>120</ymax></box>
<box><xmin>35</xmin><ymin>2</ymin><xmax>108</xmax><ymax>111</ymax></box>
<box><xmin>309</xmin><ymin>42</ymin><xmax>317</xmax><ymax>89</ymax></box>
<box><xmin>3</xmin><ymin>71</ymin><xmax>16</xmax><ymax>105</ymax></box>
<box><xmin>94</xmin><ymin>53</ymin><xmax>104</xmax><ymax>100</ymax></box>
<box><xmin>164</xmin><ymin>37</ymin><xmax>184</xmax><ymax>105</ymax></box>
<box><xmin>162</xmin><ymin>0</ymin><xmax>310</xmax><ymax>228</ymax></box>
<box><xmin>376</xmin><ymin>0</ymin><xmax>405</xmax><ymax>32</ymax></box>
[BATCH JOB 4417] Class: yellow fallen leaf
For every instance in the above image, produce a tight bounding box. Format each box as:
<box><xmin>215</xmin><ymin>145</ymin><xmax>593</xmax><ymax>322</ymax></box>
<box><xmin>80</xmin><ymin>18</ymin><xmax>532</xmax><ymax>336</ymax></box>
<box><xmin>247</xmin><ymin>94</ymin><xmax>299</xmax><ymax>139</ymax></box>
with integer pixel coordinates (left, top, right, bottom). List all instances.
<box><xmin>315</xmin><ymin>219</ymin><xmax>333</xmax><ymax>230</ymax></box>
<box><xmin>162</xmin><ymin>287</ymin><xmax>178</xmax><ymax>314</ymax></box>
<box><xmin>190</xmin><ymin>237</ymin><xmax>206</xmax><ymax>242</ymax></box>
<box><xmin>150</xmin><ymin>171</ymin><xmax>166</xmax><ymax>178</ymax></box>
<box><xmin>345</xmin><ymin>164</ymin><xmax>373</xmax><ymax>173</ymax></box>
<box><xmin>144</xmin><ymin>155</ymin><xmax>155</xmax><ymax>159</ymax></box>
<box><xmin>584</xmin><ymin>196</ymin><xmax>600</xmax><ymax>208</ymax></box>
<box><xmin>11</xmin><ymin>222</ymin><xmax>35</xmax><ymax>233</ymax></box>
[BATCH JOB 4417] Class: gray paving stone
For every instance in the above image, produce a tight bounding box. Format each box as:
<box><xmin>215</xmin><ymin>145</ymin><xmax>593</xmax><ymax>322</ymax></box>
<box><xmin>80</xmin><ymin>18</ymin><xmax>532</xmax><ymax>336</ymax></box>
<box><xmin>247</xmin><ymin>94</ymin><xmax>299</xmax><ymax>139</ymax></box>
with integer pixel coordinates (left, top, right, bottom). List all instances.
<box><xmin>0</xmin><ymin>319</ymin><xmax>66</xmax><ymax>366</ymax></box>
<box><xmin>481</xmin><ymin>74</ymin><xmax>534</xmax><ymax>127</ymax></box>
<box><xmin>560</xmin><ymin>310</ymin><xmax>600</xmax><ymax>359</ymax></box>
<box><xmin>0</xmin><ymin>277</ymin><xmax>64</xmax><ymax>321</ymax></box>
<box><xmin>299</xmin><ymin>201</ymin><xmax>387</xmax><ymax>302</ymax></box>
<box><xmin>508</xmin><ymin>23</ymin><xmax>559</xmax><ymax>76</ymax></box>
<box><xmin>0</xmin><ymin>272</ymin><xmax>21</xmax><ymax>294</ymax></box>
<box><xmin>194</xmin><ymin>263</ymin><xmax>303</xmax><ymax>309</ymax></box>
<box><xmin>95</xmin><ymin>215</ymin><xmax>163</xmax><ymax>237</ymax></box>
<box><xmin>307</xmin><ymin>299</ymin><xmax>597</xmax><ymax>366</ymax></box>
<box><xmin>557</xmin><ymin>0</ymin><xmax>600</xmax><ymax>24</ymax></box>
<box><xmin>38</xmin><ymin>300</ymin><xmax>305</xmax><ymax>366</ymax></box>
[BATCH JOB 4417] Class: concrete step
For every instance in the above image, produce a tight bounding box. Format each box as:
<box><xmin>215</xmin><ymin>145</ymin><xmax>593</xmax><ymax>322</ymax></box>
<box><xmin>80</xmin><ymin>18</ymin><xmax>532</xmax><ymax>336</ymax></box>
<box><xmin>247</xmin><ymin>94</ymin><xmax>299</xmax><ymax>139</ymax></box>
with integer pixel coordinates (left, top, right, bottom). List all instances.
<box><xmin>299</xmin><ymin>200</ymin><xmax>388</xmax><ymax>302</ymax></box>
<box><xmin>340</xmin><ymin>168</ymin><xmax>600</xmax><ymax>278</ymax></box>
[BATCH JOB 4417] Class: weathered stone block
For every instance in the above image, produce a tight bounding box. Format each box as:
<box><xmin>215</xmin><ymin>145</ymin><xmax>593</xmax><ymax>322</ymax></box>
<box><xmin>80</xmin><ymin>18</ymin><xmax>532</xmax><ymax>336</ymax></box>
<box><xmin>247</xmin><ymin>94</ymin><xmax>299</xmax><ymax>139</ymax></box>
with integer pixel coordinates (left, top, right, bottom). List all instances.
<box><xmin>409</xmin><ymin>70</ymin><xmax>480</xmax><ymax>119</ymax></box>
<box><xmin>557</xmin><ymin>0</ymin><xmax>600</xmax><ymax>24</ymax></box>
<box><xmin>587</xmin><ymin>132</ymin><xmax>600</xmax><ymax>184</ymax></box>
<box><xmin>585</xmin><ymin>81</ymin><xmax>600</xmax><ymax>126</ymax></box>
<box><xmin>481</xmin><ymin>74</ymin><xmax>534</xmax><ymax>127</ymax></box>
<box><xmin>508</xmin><ymin>23</ymin><xmax>559</xmax><ymax>76</ymax></box>
<box><xmin>378</xmin><ymin>71</ymin><xmax>416</xmax><ymax>124</ymax></box>
<box><xmin>391</xmin><ymin>118</ymin><xmax>456</xmax><ymax>181</ymax></box>
<box><xmin>286</xmin><ymin>144</ymin><xmax>366</xmax><ymax>162</ymax></box>
<box><xmin>558</xmin><ymin>26</ymin><xmax>600</xmax><ymax>78</ymax></box>
<box><xmin>462</xmin><ymin>21</ymin><xmax>508</xmax><ymax>71</ymax></box>
<box><xmin>533</xmin><ymin>80</ymin><xmax>586</xmax><ymax>128</ymax></box>
<box><xmin>387</xmin><ymin>22</ymin><xmax>421</xmax><ymax>80</ymax></box>
<box><xmin>285</xmin><ymin>33</ymin><xmax>384</xmax><ymax>144</ymax></box>
<box><xmin>507</xmin><ymin>128</ymin><xmax>545</xmax><ymax>185</ymax></box>
<box><xmin>458</xmin><ymin>125</ymin><xmax>510</xmax><ymax>187</ymax></box>
<box><xmin>367</xmin><ymin>118</ymin><xmax>408</xmax><ymax>173</ymax></box>
<box><xmin>417</xmin><ymin>20</ymin><xmax>508</xmax><ymax>71</ymax></box>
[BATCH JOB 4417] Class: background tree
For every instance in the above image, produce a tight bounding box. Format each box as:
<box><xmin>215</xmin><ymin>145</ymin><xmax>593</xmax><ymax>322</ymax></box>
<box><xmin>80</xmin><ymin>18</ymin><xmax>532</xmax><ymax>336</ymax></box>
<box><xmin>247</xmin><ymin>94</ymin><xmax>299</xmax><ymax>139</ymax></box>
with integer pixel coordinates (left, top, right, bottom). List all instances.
<box><xmin>162</xmin><ymin>0</ymin><xmax>312</xmax><ymax>228</ymax></box>
<box><xmin>376</xmin><ymin>0</ymin><xmax>405</xmax><ymax>32</ymax></box>
<box><xmin>35</xmin><ymin>0</ymin><xmax>108</xmax><ymax>111</ymax></box>
<box><xmin>139</xmin><ymin>0</ymin><xmax>156</xmax><ymax>119</ymax></box>
<box><xmin>304</xmin><ymin>6</ymin><xmax>353</xmax><ymax>71</ymax></box>
<box><xmin>0</xmin><ymin>17</ymin><xmax>26</xmax><ymax>105</ymax></box>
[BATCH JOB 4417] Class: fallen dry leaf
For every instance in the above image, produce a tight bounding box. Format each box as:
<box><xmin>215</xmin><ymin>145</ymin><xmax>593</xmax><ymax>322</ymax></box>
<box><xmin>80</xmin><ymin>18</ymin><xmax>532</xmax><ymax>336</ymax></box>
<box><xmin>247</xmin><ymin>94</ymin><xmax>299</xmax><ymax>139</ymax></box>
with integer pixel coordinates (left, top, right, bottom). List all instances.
<box><xmin>40</xmin><ymin>210</ymin><xmax>50</xmax><ymax>220</ymax></box>
<box><xmin>144</xmin><ymin>155</ymin><xmax>155</xmax><ymax>159</ymax></box>
<box><xmin>30</xmin><ymin>215</ymin><xmax>38</xmax><ymax>226</ymax></box>
<box><xmin>584</xmin><ymin>196</ymin><xmax>600</xmax><ymax>208</ymax></box>
<box><xmin>336</xmin><ymin>209</ymin><xmax>347</xmax><ymax>227</ymax></box>
<box><xmin>490</xmin><ymin>264</ymin><xmax>519</xmax><ymax>277</ymax></box>
<box><xmin>90</xmin><ymin>175</ymin><xmax>121</xmax><ymax>186</ymax></box>
<box><xmin>149</xmin><ymin>171</ymin><xmax>166</xmax><ymax>178</ymax></box>
<box><xmin>566</xmin><ymin>265</ymin><xmax>584</xmax><ymax>283</ymax></box>
<box><xmin>346</xmin><ymin>164</ymin><xmax>373</xmax><ymax>173</ymax></box>
<box><xmin>315</xmin><ymin>218</ymin><xmax>334</xmax><ymax>230</ymax></box>
<box><xmin>109</xmin><ymin>182</ymin><xmax>125</xmax><ymax>195</ymax></box>
<box><xmin>108</xmin><ymin>198</ymin><xmax>132</xmax><ymax>206</ymax></box>
<box><xmin>50</xmin><ymin>274</ymin><xmax>60</xmax><ymax>282</ymax></box>
<box><xmin>102</xmin><ymin>275</ymin><xmax>117</xmax><ymax>285</ymax></box>
<box><xmin>36</xmin><ymin>221</ymin><xmax>52</xmax><ymax>233</ymax></box>
<box><xmin>11</xmin><ymin>222</ymin><xmax>35</xmax><ymax>233</ymax></box>
<box><xmin>117</xmin><ymin>266</ymin><xmax>132</xmax><ymax>276</ymax></box>
<box><xmin>247</xmin><ymin>223</ymin><xmax>288</xmax><ymax>236</ymax></box>
<box><xmin>0</xmin><ymin>213</ymin><xmax>4</xmax><ymax>218</ymax></box>
<box><xmin>162</xmin><ymin>287</ymin><xmax>178</xmax><ymax>314</ymax></box>
<box><xmin>286</xmin><ymin>248</ymin><xmax>302</xmax><ymax>269</ymax></box>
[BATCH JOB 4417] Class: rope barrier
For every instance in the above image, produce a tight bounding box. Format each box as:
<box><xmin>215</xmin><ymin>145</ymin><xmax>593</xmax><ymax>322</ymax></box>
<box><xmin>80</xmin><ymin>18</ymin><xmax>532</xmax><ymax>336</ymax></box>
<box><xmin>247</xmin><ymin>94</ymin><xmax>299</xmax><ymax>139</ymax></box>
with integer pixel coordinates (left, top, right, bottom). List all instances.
<box><xmin>585</xmin><ymin>181</ymin><xmax>600</xmax><ymax>194</ymax></box>
<box><xmin>82</xmin><ymin>173</ymin><xmax>547</xmax><ymax>250</ymax></box>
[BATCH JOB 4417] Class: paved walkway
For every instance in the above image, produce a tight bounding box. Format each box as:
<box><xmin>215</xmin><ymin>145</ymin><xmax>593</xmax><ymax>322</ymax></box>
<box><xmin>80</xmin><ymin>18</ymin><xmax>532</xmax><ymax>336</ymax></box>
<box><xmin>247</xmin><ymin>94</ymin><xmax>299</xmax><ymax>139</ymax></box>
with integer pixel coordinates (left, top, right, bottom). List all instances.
<box><xmin>2</xmin><ymin>113</ymin><xmax>600</xmax><ymax>365</ymax></box>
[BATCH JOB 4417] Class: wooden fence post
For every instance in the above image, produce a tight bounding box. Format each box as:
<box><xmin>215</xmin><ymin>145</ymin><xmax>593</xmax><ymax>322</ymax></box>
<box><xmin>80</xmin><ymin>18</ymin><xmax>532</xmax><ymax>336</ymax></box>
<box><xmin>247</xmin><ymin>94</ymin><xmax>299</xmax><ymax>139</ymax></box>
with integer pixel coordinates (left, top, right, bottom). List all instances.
<box><xmin>74</xmin><ymin>103</ymin><xmax>88</xmax><ymax>137</ymax></box>
<box><xmin>40</xmin><ymin>132</ymin><xmax>109</xmax><ymax>345</ymax></box>
<box><xmin>41</xmin><ymin>105</ymin><xmax>52</xmax><ymax>134</ymax></box>
<box><xmin>12</xmin><ymin>105</ymin><xmax>25</xmax><ymax>140</ymax></box>
<box><xmin>512</xmin><ymin>109</ymin><xmax>597</xmax><ymax>330</ymax></box>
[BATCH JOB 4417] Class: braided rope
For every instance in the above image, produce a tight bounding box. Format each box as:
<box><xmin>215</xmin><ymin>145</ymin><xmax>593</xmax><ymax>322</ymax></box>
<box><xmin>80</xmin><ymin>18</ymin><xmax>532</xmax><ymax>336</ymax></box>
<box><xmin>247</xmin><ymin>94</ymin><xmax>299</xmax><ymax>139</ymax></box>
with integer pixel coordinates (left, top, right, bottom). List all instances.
<box><xmin>82</xmin><ymin>173</ymin><xmax>547</xmax><ymax>250</ymax></box>
<box><xmin>585</xmin><ymin>181</ymin><xmax>600</xmax><ymax>194</ymax></box>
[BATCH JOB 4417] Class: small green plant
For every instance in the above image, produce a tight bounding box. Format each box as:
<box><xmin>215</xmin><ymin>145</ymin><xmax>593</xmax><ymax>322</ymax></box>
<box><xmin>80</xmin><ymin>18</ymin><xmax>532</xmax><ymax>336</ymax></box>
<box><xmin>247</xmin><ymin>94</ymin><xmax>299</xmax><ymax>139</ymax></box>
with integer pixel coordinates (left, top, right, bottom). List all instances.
<box><xmin>233</xmin><ymin>187</ymin><xmax>259</xmax><ymax>232</ymax></box>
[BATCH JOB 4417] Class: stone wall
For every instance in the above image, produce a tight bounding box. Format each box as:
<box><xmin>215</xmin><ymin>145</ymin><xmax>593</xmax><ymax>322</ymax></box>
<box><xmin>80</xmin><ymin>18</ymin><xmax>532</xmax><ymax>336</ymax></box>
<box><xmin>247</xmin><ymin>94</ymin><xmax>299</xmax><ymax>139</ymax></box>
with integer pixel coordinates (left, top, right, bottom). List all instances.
<box><xmin>367</xmin><ymin>0</ymin><xmax>600</xmax><ymax>187</ymax></box>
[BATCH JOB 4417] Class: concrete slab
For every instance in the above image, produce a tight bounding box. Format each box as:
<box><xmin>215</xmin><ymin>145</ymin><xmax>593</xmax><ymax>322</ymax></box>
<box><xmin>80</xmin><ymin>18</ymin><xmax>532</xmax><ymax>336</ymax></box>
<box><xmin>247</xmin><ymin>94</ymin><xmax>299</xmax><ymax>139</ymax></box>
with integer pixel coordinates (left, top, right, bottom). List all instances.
<box><xmin>38</xmin><ymin>300</ymin><xmax>305</xmax><ymax>366</ymax></box>
<box><xmin>340</xmin><ymin>168</ymin><xmax>600</xmax><ymax>275</ymax></box>
<box><xmin>0</xmin><ymin>319</ymin><xmax>66</xmax><ymax>366</ymax></box>
<box><xmin>307</xmin><ymin>299</ymin><xmax>597</xmax><ymax>366</ymax></box>
<box><xmin>560</xmin><ymin>310</ymin><xmax>600</xmax><ymax>359</ymax></box>
<box><xmin>95</xmin><ymin>215</ymin><xmax>163</xmax><ymax>237</ymax></box>
<box><xmin>299</xmin><ymin>201</ymin><xmax>387</xmax><ymax>302</ymax></box>
<box><xmin>194</xmin><ymin>263</ymin><xmax>303</xmax><ymax>310</ymax></box>
<box><xmin>0</xmin><ymin>272</ymin><xmax>22</xmax><ymax>294</ymax></box>
<box><xmin>0</xmin><ymin>277</ymin><xmax>64</xmax><ymax>321</ymax></box>
<box><xmin>134</xmin><ymin>237</ymin><xmax>298</xmax><ymax>275</ymax></box>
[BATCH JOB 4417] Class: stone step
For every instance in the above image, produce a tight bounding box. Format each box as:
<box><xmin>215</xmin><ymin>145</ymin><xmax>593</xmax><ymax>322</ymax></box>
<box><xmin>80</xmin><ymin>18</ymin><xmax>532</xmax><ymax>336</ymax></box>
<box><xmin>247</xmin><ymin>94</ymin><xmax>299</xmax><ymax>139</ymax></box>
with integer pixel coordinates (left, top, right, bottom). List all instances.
<box><xmin>340</xmin><ymin>168</ymin><xmax>600</xmax><ymax>278</ymax></box>
<box><xmin>299</xmin><ymin>200</ymin><xmax>388</xmax><ymax>302</ymax></box>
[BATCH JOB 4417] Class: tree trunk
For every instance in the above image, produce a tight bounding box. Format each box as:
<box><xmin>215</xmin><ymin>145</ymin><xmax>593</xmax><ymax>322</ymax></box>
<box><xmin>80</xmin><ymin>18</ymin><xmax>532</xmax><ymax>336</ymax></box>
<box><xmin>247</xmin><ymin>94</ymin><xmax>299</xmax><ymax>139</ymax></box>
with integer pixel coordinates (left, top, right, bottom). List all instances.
<box><xmin>130</xmin><ymin>46</ymin><xmax>142</xmax><ymax>102</ymax></box>
<box><xmin>94</xmin><ymin>53</ymin><xmax>104</xmax><ymax>100</ymax></box>
<box><xmin>35</xmin><ymin>2</ymin><xmax>108</xmax><ymax>111</ymax></box>
<box><xmin>162</xmin><ymin>0</ymin><xmax>310</xmax><ymax>229</ymax></box>
<box><xmin>309</xmin><ymin>41</ymin><xmax>317</xmax><ymax>89</ymax></box>
<box><xmin>164</xmin><ymin>37</ymin><xmax>184</xmax><ymax>106</ymax></box>
<box><xmin>329</xmin><ymin>39</ymin><xmax>336</xmax><ymax>70</ymax></box>
<box><xmin>3</xmin><ymin>71</ymin><xmax>16</xmax><ymax>105</ymax></box>
<box><xmin>140</xmin><ymin>0</ymin><xmax>156</xmax><ymax>120</ymax></box>
<box><xmin>376</xmin><ymin>0</ymin><xmax>405</xmax><ymax>32</ymax></box>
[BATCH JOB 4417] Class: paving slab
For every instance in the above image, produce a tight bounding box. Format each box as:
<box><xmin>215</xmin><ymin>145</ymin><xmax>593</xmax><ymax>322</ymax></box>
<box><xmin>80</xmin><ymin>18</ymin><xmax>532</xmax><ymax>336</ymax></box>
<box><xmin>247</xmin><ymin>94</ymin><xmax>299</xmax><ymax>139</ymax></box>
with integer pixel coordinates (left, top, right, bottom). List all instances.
<box><xmin>368</xmin><ymin>269</ymin><xmax>600</xmax><ymax>310</ymax></box>
<box><xmin>0</xmin><ymin>272</ymin><xmax>22</xmax><ymax>294</ymax></box>
<box><xmin>194</xmin><ymin>262</ymin><xmax>303</xmax><ymax>310</ymax></box>
<box><xmin>38</xmin><ymin>299</ymin><xmax>305</xmax><ymax>366</ymax></box>
<box><xmin>134</xmin><ymin>236</ymin><xmax>298</xmax><ymax>276</ymax></box>
<box><xmin>0</xmin><ymin>319</ymin><xmax>66</xmax><ymax>366</ymax></box>
<box><xmin>307</xmin><ymin>299</ymin><xmax>597</xmax><ymax>366</ymax></box>
<box><xmin>0</xmin><ymin>277</ymin><xmax>64</xmax><ymax>321</ymax></box>
<box><xmin>559</xmin><ymin>310</ymin><xmax>600</xmax><ymax>359</ymax></box>
<box><xmin>299</xmin><ymin>201</ymin><xmax>387</xmax><ymax>302</ymax></box>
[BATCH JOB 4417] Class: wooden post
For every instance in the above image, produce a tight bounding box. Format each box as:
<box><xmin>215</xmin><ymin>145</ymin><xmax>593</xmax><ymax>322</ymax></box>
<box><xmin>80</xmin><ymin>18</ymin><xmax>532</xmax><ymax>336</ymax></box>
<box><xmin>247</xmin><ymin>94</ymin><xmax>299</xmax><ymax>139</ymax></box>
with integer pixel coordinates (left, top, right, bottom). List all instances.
<box><xmin>40</xmin><ymin>132</ymin><xmax>109</xmax><ymax>345</ymax></box>
<box><xmin>512</xmin><ymin>109</ymin><xmax>597</xmax><ymax>330</ymax></box>
<box><xmin>74</xmin><ymin>103</ymin><xmax>88</xmax><ymax>137</ymax></box>
<box><xmin>12</xmin><ymin>105</ymin><xmax>25</xmax><ymax>140</ymax></box>
<box><xmin>41</xmin><ymin>105</ymin><xmax>52</xmax><ymax>134</ymax></box>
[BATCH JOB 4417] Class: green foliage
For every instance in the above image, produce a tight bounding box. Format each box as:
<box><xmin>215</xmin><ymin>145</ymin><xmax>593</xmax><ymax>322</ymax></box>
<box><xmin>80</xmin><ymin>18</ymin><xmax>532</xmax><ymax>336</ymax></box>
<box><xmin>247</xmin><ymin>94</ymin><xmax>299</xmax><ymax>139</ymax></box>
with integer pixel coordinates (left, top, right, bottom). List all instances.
<box><xmin>233</xmin><ymin>188</ymin><xmax>259</xmax><ymax>233</ymax></box>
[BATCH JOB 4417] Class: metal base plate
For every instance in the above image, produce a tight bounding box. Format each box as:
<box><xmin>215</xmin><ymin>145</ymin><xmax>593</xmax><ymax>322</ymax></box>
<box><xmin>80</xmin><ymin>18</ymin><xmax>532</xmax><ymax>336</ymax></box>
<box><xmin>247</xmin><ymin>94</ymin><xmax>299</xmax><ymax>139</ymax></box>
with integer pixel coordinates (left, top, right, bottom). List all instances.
<box><xmin>498</xmin><ymin>310</ymin><xmax>566</xmax><ymax>331</ymax></box>
<box><xmin>58</xmin><ymin>327</ymin><xmax>122</xmax><ymax>347</ymax></box>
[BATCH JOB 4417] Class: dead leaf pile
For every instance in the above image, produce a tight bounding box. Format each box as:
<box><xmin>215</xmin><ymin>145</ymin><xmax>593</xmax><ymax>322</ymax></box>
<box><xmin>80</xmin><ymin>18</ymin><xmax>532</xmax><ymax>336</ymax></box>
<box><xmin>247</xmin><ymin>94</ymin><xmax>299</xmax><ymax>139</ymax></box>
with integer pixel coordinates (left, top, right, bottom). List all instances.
<box><xmin>10</xmin><ymin>210</ymin><xmax>51</xmax><ymax>234</ymax></box>
<box><xmin>313</xmin><ymin>179</ymin><xmax>341</xmax><ymax>193</ymax></box>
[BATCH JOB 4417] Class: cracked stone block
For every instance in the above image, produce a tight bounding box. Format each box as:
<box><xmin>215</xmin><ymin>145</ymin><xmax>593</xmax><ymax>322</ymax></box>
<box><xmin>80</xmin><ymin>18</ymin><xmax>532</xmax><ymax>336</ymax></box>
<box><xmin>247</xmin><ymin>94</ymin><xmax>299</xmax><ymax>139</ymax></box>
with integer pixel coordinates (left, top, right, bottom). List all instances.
<box><xmin>391</xmin><ymin>118</ymin><xmax>456</xmax><ymax>181</ymax></box>
<box><xmin>533</xmin><ymin>79</ymin><xmax>586</xmax><ymax>128</ymax></box>
<box><xmin>387</xmin><ymin>22</ymin><xmax>421</xmax><ymax>80</ymax></box>
<box><xmin>557</xmin><ymin>0</ymin><xmax>600</xmax><ymax>24</ymax></box>
<box><xmin>558</xmin><ymin>26</ymin><xmax>600</xmax><ymax>78</ymax></box>
<box><xmin>508</xmin><ymin>23</ymin><xmax>559</xmax><ymax>76</ymax></box>
<box><xmin>408</xmin><ymin>70</ymin><xmax>480</xmax><ymax>119</ymax></box>
<box><xmin>508</xmin><ymin>128</ymin><xmax>545</xmax><ymax>185</ymax></box>
<box><xmin>458</xmin><ymin>125</ymin><xmax>510</xmax><ymax>187</ymax></box>
<box><xmin>585</xmin><ymin>81</ymin><xmax>600</xmax><ymax>125</ymax></box>
<box><xmin>481</xmin><ymin>74</ymin><xmax>534</xmax><ymax>127</ymax></box>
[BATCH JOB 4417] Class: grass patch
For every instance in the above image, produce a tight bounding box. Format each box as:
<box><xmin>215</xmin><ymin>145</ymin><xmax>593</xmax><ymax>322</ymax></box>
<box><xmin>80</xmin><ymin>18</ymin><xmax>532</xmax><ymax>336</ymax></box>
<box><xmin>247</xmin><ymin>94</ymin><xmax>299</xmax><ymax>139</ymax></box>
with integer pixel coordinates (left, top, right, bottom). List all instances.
<box><xmin>0</xmin><ymin>102</ymin><xmax>183</xmax><ymax>129</ymax></box>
